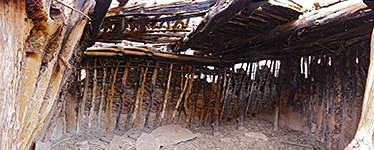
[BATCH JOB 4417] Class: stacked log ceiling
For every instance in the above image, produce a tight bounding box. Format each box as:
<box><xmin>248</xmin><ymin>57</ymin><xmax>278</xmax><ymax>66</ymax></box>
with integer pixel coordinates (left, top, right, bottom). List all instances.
<box><xmin>0</xmin><ymin>0</ymin><xmax>99</xmax><ymax>149</ymax></box>
<box><xmin>97</xmin><ymin>0</ymin><xmax>215</xmax><ymax>44</ymax></box>
<box><xmin>175</xmin><ymin>0</ymin><xmax>374</xmax><ymax>62</ymax></box>
<box><xmin>276</xmin><ymin>40</ymin><xmax>370</xmax><ymax>149</ymax></box>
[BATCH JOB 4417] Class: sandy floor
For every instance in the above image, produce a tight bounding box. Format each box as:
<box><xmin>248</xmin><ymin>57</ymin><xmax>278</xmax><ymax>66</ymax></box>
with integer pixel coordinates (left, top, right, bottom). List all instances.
<box><xmin>52</xmin><ymin>117</ymin><xmax>326</xmax><ymax>150</ymax></box>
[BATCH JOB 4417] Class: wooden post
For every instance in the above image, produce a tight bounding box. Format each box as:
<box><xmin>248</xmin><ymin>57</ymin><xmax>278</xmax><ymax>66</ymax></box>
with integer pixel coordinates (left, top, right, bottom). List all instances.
<box><xmin>199</xmin><ymin>73</ymin><xmax>208</xmax><ymax>127</ymax></box>
<box><xmin>124</xmin><ymin>68</ymin><xmax>141</xmax><ymax>131</ymax></box>
<box><xmin>237</xmin><ymin>63</ymin><xmax>250</xmax><ymax>127</ymax></box>
<box><xmin>184</xmin><ymin>67</ymin><xmax>196</xmax><ymax>125</ymax></box>
<box><xmin>77</xmin><ymin>62</ymin><xmax>89</xmax><ymax>133</ymax></box>
<box><xmin>204</xmin><ymin>70</ymin><xmax>216</xmax><ymax>125</ymax></box>
<box><xmin>190</xmin><ymin>70</ymin><xmax>202</xmax><ymax>127</ymax></box>
<box><xmin>220</xmin><ymin>67</ymin><xmax>233</xmax><ymax>122</ymax></box>
<box><xmin>136</xmin><ymin>62</ymin><xmax>150</xmax><ymax>126</ymax></box>
<box><xmin>213</xmin><ymin>68</ymin><xmax>222</xmax><ymax>132</ymax></box>
<box><xmin>154</xmin><ymin>66</ymin><xmax>169</xmax><ymax>128</ymax></box>
<box><xmin>144</xmin><ymin>62</ymin><xmax>159</xmax><ymax>128</ymax></box>
<box><xmin>345</xmin><ymin>28</ymin><xmax>374</xmax><ymax>149</ymax></box>
<box><xmin>115</xmin><ymin>61</ymin><xmax>130</xmax><ymax>130</ymax></box>
<box><xmin>244</xmin><ymin>63</ymin><xmax>253</xmax><ymax>119</ymax></box>
<box><xmin>131</xmin><ymin>62</ymin><xmax>149</xmax><ymax>127</ymax></box>
<box><xmin>106</xmin><ymin>62</ymin><xmax>120</xmax><ymax>131</ymax></box>
<box><xmin>165</xmin><ymin>66</ymin><xmax>177</xmax><ymax>125</ymax></box>
<box><xmin>97</xmin><ymin>67</ymin><xmax>107</xmax><ymax>129</ymax></box>
<box><xmin>88</xmin><ymin>59</ymin><xmax>97</xmax><ymax>132</ymax></box>
<box><xmin>171</xmin><ymin>66</ymin><xmax>191</xmax><ymax>123</ymax></box>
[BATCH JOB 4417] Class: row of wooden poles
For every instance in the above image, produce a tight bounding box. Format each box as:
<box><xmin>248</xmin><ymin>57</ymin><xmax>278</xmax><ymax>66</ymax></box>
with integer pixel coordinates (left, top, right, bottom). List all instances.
<box><xmin>70</xmin><ymin>58</ymin><xmax>279</xmax><ymax>133</ymax></box>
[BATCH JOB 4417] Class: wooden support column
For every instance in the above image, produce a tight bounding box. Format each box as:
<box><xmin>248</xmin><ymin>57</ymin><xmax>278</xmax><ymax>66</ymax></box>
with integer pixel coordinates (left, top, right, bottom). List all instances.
<box><xmin>165</xmin><ymin>65</ymin><xmax>177</xmax><ymax>125</ymax></box>
<box><xmin>136</xmin><ymin>62</ymin><xmax>150</xmax><ymax>126</ymax></box>
<box><xmin>97</xmin><ymin>67</ymin><xmax>107</xmax><ymax>129</ymax></box>
<box><xmin>213</xmin><ymin>69</ymin><xmax>222</xmax><ymax>132</ymax></box>
<box><xmin>154</xmin><ymin>67</ymin><xmax>169</xmax><ymax>128</ymax></box>
<box><xmin>183</xmin><ymin>67</ymin><xmax>196</xmax><ymax>125</ymax></box>
<box><xmin>199</xmin><ymin>73</ymin><xmax>208</xmax><ymax>127</ymax></box>
<box><xmin>221</xmin><ymin>67</ymin><xmax>233</xmax><ymax>121</ymax></box>
<box><xmin>205</xmin><ymin>70</ymin><xmax>216</xmax><ymax>125</ymax></box>
<box><xmin>131</xmin><ymin>62</ymin><xmax>149</xmax><ymax>127</ymax></box>
<box><xmin>345</xmin><ymin>27</ymin><xmax>374</xmax><ymax>149</ymax></box>
<box><xmin>191</xmin><ymin>70</ymin><xmax>202</xmax><ymax>127</ymax></box>
<box><xmin>77</xmin><ymin>62</ymin><xmax>89</xmax><ymax>133</ymax></box>
<box><xmin>237</xmin><ymin>63</ymin><xmax>250</xmax><ymax>128</ymax></box>
<box><xmin>124</xmin><ymin>68</ymin><xmax>141</xmax><ymax>130</ymax></box>
<box><xmin>172</xmin><ymin>67</ymin><xmax>191</xmax><ymax>123</ymax></box>
<box><xmin>145</xmin><ymin>62</ymin><xmax>159</xmax><ymax>128</ymax></box>
<box><xmin>115</xmin><ymin>61</ymin><xmax>130</xmax><ymax>130</ymax></box>
<box><xmin>88</xmin><ymin>59</ymin><xmax>98</xmax><ymax>132</ymax></box>
<box><xmin>106</xmin><ymin>62</ymin><xmax>120</xmax><ymax>131</ymax></box>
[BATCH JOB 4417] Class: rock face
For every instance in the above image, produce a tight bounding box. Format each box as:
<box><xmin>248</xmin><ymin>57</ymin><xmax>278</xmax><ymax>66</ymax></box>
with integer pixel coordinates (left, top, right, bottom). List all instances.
<box><xmin>133</xmin><ymin>125</ymin><xmax>197</xmax><ymax>150</ymax></box>
<box><xmin>135</xmin><ymin>133</ymin><xmax>160</xmax><ymax>150</ymax></box>
<box><xmin>150</xmin><ymin>125</ymin><xmax>197</xmax><ymax>146</ymax></box>
<box><xmin>109</xmin><ymin>135</ymin><xmax>135</xmax><ymax>150</ymax></box>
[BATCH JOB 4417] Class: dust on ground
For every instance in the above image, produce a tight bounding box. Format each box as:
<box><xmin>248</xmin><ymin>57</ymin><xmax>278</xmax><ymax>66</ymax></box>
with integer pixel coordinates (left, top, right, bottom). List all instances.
<box><xmin>51</xmin><ymin>117</ymin><xmax>326</xmax><ymax>150</ymax></box>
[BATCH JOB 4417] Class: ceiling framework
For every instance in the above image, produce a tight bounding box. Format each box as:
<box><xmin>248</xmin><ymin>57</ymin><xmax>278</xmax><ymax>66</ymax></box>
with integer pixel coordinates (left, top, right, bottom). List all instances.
<box><xmin>174</xmin><ymin>0</ymin><xmax>374</xmax><ymax>61</ymax></box>
<box><xmin>95</xmin><ymin>0</ymin><xmax>374</xmax><ymax>62</ymax></box>
<box><xmin>97</xmin><ymin>0</ymin><xmax>215</xmax><ymax>47</ymax></box>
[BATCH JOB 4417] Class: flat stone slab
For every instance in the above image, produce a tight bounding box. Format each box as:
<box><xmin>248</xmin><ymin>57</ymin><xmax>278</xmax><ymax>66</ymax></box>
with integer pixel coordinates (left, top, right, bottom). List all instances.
<box><xmin>78</xmin><ymin>141</ymin><xmax>89</xmax><ymax>150</ymax></box>
<box><xmin>135</xmin><ymin>133</ymin><xmax>160</xmax><ymax>150</ymax></box>
<box><xmin>109</xmin><ymin>135</ymin><xmax>135</xmax><ymax>150</ymax></box>
<box><xmin>243</xmin><ymin>132</ymin><xmax>268</xmax><ymax>141</ymax></box>
<box><xmin>150</xmin><ymin>125</ymin><xmax>196</xmax><ymax>146</ymax></box>
<box><xmin>35</xmin><ymin>141</ymin><xmax>51</xmax><ymax>150</ymax></box>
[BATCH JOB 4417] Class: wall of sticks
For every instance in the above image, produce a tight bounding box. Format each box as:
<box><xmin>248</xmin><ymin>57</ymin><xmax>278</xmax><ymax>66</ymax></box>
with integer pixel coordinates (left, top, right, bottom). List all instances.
<box><xmin>41</xmin><ymin>40</ymin><xmax>370</xmax><ymax>150</ymax></box>
<box><xmin>276</xmin><ymin>40</ymin><xmax>370</xmax><ymax>149</ymax></box>
<box><xmin>41</xmin><ymin>56</ymin><xmax>278</xmax><ymax>139</ymax></box>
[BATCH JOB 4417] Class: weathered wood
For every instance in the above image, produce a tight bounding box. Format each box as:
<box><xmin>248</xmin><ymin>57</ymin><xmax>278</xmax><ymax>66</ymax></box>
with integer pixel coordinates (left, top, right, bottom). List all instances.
<box><xmin>184</xmin><ymin>67</ymin><xmax>196</xmax><ymax>125</ymax></box>
<box><xmin>124</xmin><ymin>68</ymin><xmax>141</xmax><ymax>130</ymax></box>
<box><xmin>88</xmin><ymin>59</ymin><xmax>98</xmax><ymax>132</ymax></box>
<box><xmin>237</xmin><ymin>63</ymin><xmax>251</xmax><ymax>127</ymax></box>
<box><xmin>85</xmin><ymin>47</ymin><xmax>247</xmax><ymax>67</ymax></box>
<box><xmin>115</xmin><ymin>61</ymin><xmax>130</xmax><ymax>130</ymax></box>
<box><xmin>131</xmin><ymin>62</ymin><xmax>149</xmax><ymax>127</ymax></box>
<box><xmin>345</xmin><ymin>27</ymin><xmax>374</xmax><ymax>149</ymax></box>
<box><xmin>144</xmin><ymin>62</ymin><xmax>159</xmax><ymax>128</ymax></box>
<box><xmin>205</xmin><ymin>71</ymin><xmax>216</xmax><ymax>125</ymax></box>
<box><xmin>221</xmin><ymin>68</ymin><xmax>233</xmax><ymax>121</ymax></box>
<box><xmin>175</xmin><ymin>0</ymin><xmax>266</xmax><ymax>51</ymax></box>
<box><xmin>106</xmin><ymin>62</ymin><xmax>120</xmax><ymax>130</ymax></box>
<box><xmin>78</xmin><ymin>62</ymin><xmax>90</xmax><ymax>133</ymax></box>
<box><xmin>213</xmin><ymin>69</ymin><xmax>222</xmax><ymax>132</ymax></box>
<box><xmin>199</xmin><ymin>74</ymin><xmax>208</xmax><ymax>127</ymax></box>
<box><xmin>98</xmin><ymin>68</ymin><xmax>107</xmax><ymax>129</ymax></box>
<box><xmin>171</xmin><ymin>67</ymin><xmax>191</xmax><ymax>123</ymax></box>
<box><xmin>191</xmin><ymin>71</ymin><xmax>202</xmax><ymax>127</ymax></box>
<box><xmin>165</xmin><ymin>66</ymin><xmax>177</xmax><ymax>125</ymax></box>
<box><xmin>154</xmin><ymin>68</ymin><xmax>169</xmax><ymax>128</ymax></box>
<box><xmin>88</xmin><ymin>0</ymin><xmax>115</xmax><ymax>46</ymax></box>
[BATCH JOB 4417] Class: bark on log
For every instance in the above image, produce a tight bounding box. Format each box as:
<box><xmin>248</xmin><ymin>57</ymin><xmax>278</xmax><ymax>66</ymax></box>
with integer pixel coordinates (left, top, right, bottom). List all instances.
<box><xmin>345</xmin><ymin>27</ymin><xmax>374</xmax><ymax>150</ymax></box>
<box><xmin>144</xmin><ymin>62</ymin><xmax>159</xmax><ymax>128</ymax></box>
<box><xmin>88</xmin><ymin>59</ymin><xmax>98</xmax><ymax>132</ymax></box>
<box><xmin>78</xmin><ymin>62</ymin><xmax>90</xmax><ymax>133</ymax></box>
<box><xmin>0</xmin><ymin>0</ymin><xmax>95</xmax><ymax>149</ymax></box>
<box><xmin>115</xmin><ymin>61</ymin><xmax>130</xmax><ymax>130</ymax></box>
<box><xmin>98</xmin><ymin>68</ymin><xmax>107</xmax><ymax>129</ymax></box>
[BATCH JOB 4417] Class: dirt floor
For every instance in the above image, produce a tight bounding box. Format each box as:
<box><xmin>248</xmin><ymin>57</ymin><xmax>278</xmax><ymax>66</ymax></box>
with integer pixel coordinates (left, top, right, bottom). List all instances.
<box><xmin>51</xmin><ymin>117</ymin><xmax>326</xmax><ymax>150</ymax></box>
